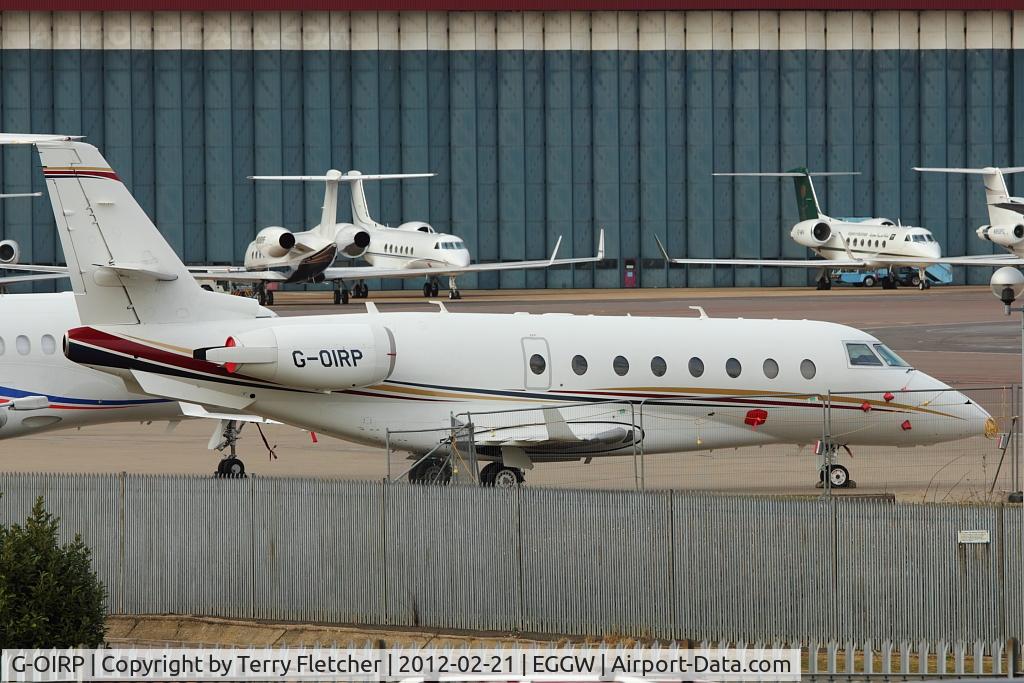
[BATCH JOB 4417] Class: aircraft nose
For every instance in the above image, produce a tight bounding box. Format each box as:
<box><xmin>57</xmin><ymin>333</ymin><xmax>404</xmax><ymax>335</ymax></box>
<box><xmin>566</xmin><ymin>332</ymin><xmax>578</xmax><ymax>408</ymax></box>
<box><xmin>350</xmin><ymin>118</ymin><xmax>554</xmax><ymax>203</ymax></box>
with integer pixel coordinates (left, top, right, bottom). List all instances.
<box><xmin>454</xmin><ymin>249</ymin><xmax>470</xmax><ymax>267</ymax></box>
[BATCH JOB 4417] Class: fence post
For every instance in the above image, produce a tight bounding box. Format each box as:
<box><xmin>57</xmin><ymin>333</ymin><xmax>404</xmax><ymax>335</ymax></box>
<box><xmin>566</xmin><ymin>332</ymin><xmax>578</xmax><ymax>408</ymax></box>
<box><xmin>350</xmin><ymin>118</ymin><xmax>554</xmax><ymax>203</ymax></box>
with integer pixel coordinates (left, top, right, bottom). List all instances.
<box><xmin>385</xmin><ymin>429</ymin><xmax>391</xmax><ymax>483</ymax></box>
<box><xmin>117</xmin><ymin>470</ymin><xmax>126</xmax><ymax>615</ymax></box>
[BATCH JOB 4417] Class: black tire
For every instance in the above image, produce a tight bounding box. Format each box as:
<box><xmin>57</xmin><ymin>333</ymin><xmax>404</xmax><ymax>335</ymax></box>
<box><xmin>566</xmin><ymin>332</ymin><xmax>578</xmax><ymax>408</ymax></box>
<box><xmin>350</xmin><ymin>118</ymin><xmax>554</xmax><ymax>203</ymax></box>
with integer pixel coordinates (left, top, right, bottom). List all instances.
<box><xmin>423</xmin><ymin>282</ymin><xmax>432</xmax><ymax>297</ymax></box>
<box><xmin>341</xmin><ymin>289</ymin><xmax>350</xmax><ymax>305</ymax></box>
<box><xmin>816</xmin><ymin>279</ymin><xmax>831</xmax><ymax>291</ymax></box>
<box><xmin>492</xmin><ymin>466</ymin><xmax>523</xmax><ymax>489</ymax></box>
<box><xmin>479</xmin><ymin>462</ymin><xmax>500</xmax><ymax>486</ymax></box>
<box><xmin>219</xmin><ymin>458</ymin><xmax>246</xmax><ymax>478</ymax></box>
<box><xmin>334</xmin><ymin>289</ymin><xmax>342</xmax><ymax>305</ymax></box>
<box><xmin>430</xmin><ymin>282</ymin><xmax>440</xmax><ymax>297</ymax></box>
<box><xmin>863</xmin><ymin>275</ymin><xmax>876</xmax><ymax>288</ymax></box>
<box><xmin>824</xmin><ymin>464</ymin><xmax>850</xmax><ymax>489</ymax></box>
<box><xmin>266</xmin><ymin>290</ymin><xmax>274</xmax><ymax>305</ymax></box>
<box><xmin>911</xmin><ymin>274</ymin><xmax>922</xmax><ymax>287</ymax></box>
<box><xmin>256</xmin><ymin>290</ymin><xmax>267</xmax><ymax>306</ymax></box>
<box><xmin>923</xmin><ymin>280</ymin><xmax>931</xmax><ymax>290</ymax></box>
<box><xmin>412</xmin><ymin>459</ymin><xmax>452</xmax><ymax>485</ymax></box>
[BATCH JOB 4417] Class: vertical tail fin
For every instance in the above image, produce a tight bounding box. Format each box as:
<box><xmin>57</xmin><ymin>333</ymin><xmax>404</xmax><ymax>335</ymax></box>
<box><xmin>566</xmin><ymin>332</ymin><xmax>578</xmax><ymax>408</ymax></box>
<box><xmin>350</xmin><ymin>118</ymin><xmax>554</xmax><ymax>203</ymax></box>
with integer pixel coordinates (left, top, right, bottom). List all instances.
<box><xmin>915</xmin><ymin>166</ymin><xmax>1024</xmax><ymax>227</ymax></box>
<box><xmin>788</xmin><ymin>167</ymin><xmax>823</xmax><ymax>221</ymax></box>
<box><xmin>33</xmin><ymin>139</ymin><xmax>264</xmax><ymax>324</ymax></box>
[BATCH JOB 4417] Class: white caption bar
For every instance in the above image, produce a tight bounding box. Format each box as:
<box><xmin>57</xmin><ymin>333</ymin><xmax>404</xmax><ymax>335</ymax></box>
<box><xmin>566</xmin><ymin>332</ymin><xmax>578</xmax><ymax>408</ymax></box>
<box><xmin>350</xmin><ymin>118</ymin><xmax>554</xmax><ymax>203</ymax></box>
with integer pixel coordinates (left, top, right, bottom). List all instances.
<box><xmin>1</xmin><ymin>647</ymin><xmax>801</xmax><ymax>682</ymax></box>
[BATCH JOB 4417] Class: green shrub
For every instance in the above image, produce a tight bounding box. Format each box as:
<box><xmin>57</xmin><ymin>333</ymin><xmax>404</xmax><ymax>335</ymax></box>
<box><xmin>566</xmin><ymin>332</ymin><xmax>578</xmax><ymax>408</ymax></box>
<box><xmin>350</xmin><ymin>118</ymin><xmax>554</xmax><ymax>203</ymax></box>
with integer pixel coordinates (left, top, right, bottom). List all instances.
<box><xmin>0</xmin><ymin>497</ymin><xmax>106</xmax><ymax>647</ymax></box>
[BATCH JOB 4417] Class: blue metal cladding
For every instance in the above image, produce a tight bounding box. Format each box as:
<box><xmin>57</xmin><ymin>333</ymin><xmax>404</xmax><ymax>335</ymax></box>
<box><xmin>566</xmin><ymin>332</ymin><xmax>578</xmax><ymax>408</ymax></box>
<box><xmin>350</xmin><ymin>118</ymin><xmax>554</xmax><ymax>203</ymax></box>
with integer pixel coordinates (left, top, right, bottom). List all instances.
<box><xmin>4</xmin><ymin>46</ymin><xmax>1024</xmax><ymax>291</ymax></box>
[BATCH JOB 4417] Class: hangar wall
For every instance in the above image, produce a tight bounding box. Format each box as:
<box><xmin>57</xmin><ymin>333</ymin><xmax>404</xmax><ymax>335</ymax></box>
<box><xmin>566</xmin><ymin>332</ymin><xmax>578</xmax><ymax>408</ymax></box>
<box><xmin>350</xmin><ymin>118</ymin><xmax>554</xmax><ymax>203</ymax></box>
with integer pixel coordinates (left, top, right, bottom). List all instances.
<box><xmin>3</xmin><ymin>10</ymin><xmax>1024</xmax><ymax>289</ymax></box>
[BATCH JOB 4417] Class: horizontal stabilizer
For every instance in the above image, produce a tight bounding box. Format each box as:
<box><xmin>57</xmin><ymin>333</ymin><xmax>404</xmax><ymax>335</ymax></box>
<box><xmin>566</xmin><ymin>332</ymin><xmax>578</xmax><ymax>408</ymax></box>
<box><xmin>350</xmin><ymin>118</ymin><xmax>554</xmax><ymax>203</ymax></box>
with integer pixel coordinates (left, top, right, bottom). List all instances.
<box><xmin>0</xmin><ymin>134</ymin><xmax>83</xmax><ymax>145</ymax></box>
<box><xmin>0</xmin><ymin>192</ymin><xmax>41</xmax><ymax>199</ymax></box>
<box><xmin>914</xmin><ymin>166</ymin><xmax>1024</xmax><ymax>175</ymax></box>
<box><xmin>94</xmin><ymin>263</ymin><xmax>178</xmax><ymax>282</ymax></box>
<box><xmin>712</xmin><ymin>171</ymin><xmax>859</xmax><ymax>177</ymax></box>
<box><xmin>250</xmin><ymin>172</ymin><xmax>435</xmax><ymax>182</ymax></box>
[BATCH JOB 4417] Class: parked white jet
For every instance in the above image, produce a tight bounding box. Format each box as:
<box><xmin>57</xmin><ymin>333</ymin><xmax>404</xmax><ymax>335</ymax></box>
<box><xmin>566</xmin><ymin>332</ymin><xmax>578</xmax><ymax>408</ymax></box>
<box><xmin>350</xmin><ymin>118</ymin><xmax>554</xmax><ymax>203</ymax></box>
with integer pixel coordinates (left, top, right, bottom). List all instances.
<box><xmin>914</xmin><ymin>166</ymin><xmax>1024</xmax><ymax>265</ymax></box>
<box><xmin>657</xmin><ymin>169</ymin><xmax>948</xmax><ymax>290</ymax></box>
<box><xmin>192</xmin><ymin>170</ymin><xmax>604</xmax><ymax>304</ymax></box>
<box><xmin>15</xmin><ymin>135</ymin><xmax>990</xmax><ymax>489</ymax></box>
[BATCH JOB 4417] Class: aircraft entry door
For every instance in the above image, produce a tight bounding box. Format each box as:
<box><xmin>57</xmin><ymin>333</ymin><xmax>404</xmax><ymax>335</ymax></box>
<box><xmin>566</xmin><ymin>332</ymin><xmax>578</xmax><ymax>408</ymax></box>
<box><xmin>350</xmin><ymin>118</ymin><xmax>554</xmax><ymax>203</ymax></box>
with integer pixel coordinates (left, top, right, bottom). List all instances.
<box><xmin>521</xmin><ymin>337</ymin><xmax>551</xmax><ymax>390</ymax></box>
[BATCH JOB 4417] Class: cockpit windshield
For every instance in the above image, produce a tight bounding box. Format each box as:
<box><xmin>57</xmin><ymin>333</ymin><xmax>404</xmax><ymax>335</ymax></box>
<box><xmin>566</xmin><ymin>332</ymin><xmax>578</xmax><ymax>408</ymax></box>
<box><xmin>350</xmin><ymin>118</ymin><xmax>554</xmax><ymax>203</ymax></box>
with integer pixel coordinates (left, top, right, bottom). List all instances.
<box><xmin>845</xmin><ymin>342</ymin><xmax>883</xmax><ymax>367</ymax></box>
<box><xmin>906</xmin><ymin>233</ymin><xmax>935</xmax><ymax>243</ymax></box>
<box><xmin>434</xmin><ymin>240</ymin><xmax>465</xmax><ymax>250</ymax></box>
<box><xmin>873</xmin><ymin>343</ymin><xmax>911</xmax><ymax>367</ymax></box>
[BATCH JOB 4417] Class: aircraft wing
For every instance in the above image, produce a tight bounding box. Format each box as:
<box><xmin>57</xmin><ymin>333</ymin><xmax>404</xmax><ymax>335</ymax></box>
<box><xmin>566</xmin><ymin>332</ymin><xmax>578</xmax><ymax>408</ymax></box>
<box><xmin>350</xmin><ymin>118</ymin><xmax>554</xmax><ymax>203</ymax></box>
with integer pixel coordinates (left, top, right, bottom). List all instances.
<box><xmin>188</xmin><ymin>268</ymin><xmax>290</xmax><ymax>282</ymax></box>
<box><xmin>0</xmin><ymin>272</ymin><xmax>70</xmax><ymax>285</ymax></box>
<box><xmin>0</xmin><ymin>263</ymin><xmax>69</xmax><ymax>274</ymax></box>
<box><xmin>322</xmin><ymin>229</ymin><xmax>606</xmax><ymax>281</ymax></box>
<box><xmin>662</xmin><ymin>257</ymin><xmax>867</xmax><ymax>268</ymax></box>
<box><xmin>867</xmin><ymin>254</ymin><xmax>1024</xmax><ymax>267</ymax></box>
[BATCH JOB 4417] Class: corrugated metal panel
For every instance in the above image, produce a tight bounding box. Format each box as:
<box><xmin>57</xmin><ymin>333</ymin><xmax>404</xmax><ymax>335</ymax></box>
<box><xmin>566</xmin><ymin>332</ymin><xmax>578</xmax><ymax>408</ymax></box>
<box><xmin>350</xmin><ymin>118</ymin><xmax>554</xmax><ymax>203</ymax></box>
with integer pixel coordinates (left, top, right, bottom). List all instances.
<box><xmin>0</xmin><ymin>472</ymin><xmax>1020</xmax><ymax>644</ymax></box>
<box><xmin>0</xmin><ymin>10</ymin><xmax>1022</xmax><ymax>293</ymax></box>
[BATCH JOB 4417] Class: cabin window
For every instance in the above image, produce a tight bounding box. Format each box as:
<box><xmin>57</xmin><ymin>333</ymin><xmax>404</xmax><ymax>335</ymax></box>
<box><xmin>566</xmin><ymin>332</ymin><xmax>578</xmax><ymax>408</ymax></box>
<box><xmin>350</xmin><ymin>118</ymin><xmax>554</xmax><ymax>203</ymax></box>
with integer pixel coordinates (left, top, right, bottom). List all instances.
<box><xmin>725</xmin><ymin>358</ymin><xmax>742</xmax><ymax>378</ymax></box>
<box><xmin>873</xmin><ymin>343</ymin><xmax>910</xmax><ymax>367</ymax></box>
<box><xmin>571</xmin><ymin>355</ymin><xmax>588</xmax><ymax>375</ymax></box>
<box><xmin>846</xmin><ymin>342</ymin><xmax>883</xmax><ymax>367</ymax></box>
<box><xmin>800</xmin><ymin>359</ymin><xmax>816</xmax><ymax>379</ymax></box>
<box><xmin>762</xmin><ymin>358</ymin><xmax>779</xmax><ymax>379</ymax></box>
<box><xmin>529</xmin><ymin>354</ymin><xmax>546</xmax><ymax>375</ymax></box>
<box><xmin>650</xmin><ymin>356</ymin><xmax>667</xmax><ymax>377</ymax></box>
<box><xmin>613</xmin><ymin>355</ymin><xmax>629</xmax><ymax>376</ymax></box>
<box><xmin>40</xmin><ymin>334</ymin><xmax>56</xmax><ymax>355</ymax></box>
<box><xmin>15</xmin><ymin>335</ymin><xmax>29</xmax><ymax>355</ymax></box>
<box><xmin>688</xmin><ymin>357</ymin><xmax>704</xmax><ymax>377</ymax></box>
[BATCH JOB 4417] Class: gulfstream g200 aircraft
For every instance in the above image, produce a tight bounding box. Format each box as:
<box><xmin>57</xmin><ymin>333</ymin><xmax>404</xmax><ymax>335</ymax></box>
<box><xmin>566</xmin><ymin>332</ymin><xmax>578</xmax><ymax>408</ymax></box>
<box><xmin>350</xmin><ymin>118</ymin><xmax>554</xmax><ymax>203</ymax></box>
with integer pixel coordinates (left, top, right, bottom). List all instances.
<box><xmin>12</xmin><ymin>135</ymin><xmax>991</xmax><ymax>489</ymax></box>
<box><xmin>191</xmin><ymin>170</ymin><xmax>604</xmax><ymax>304</ymax></box>
<box><xmin>658</xmin><ymin>169</ymin><xmax>950</xmax><ymax>290</ymax></box>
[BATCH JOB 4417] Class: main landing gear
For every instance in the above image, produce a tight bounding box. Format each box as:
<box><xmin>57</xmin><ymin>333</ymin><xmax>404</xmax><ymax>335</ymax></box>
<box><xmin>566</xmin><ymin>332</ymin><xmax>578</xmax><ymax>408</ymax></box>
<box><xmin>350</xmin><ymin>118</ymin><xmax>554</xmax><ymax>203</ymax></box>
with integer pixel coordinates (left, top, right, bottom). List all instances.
<box><xmin>819</xmin><ymin>464</ymin><xmax>852</xmax><ymax>489</ymax></box>
<box><xmin>479</xmin><ymin>462</ymin><xmax>524</xmax><ymax>488</ymax></box>
<box><xmin>214</xmin><ymin>420</ymin><xmax>247</xmax><ymax>478</ymax></box>
<box><xmin>351</xmin><ymin>280</ymin><xmax>370</xmax><ymax>299</ymax></box>
<box><xmin>332</xmin><ymin>281</ymin><xmax>350</xmax><ymax>305</ymax></box>
<box><xmin>422</xmin><ymin>276</ymin><xmax>440</xmax><ymax>298</ymax></box>
<box><xmin>880</xmin><ymin>270</ymin><xmax>898</xmax><ymax>290</ymax></box>
<box><xmin>405</xmin><ymin>457</ymin><xmax>525</xmax><ymax>487</ymax></box>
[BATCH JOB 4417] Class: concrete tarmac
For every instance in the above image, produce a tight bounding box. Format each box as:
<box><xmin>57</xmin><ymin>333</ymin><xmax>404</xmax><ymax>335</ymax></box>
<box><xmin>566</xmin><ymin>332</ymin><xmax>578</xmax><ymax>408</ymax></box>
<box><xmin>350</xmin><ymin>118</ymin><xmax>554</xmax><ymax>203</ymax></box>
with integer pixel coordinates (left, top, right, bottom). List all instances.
<box><xmin>3</xmin><ymin>285</ymin><xmax>1020</xmax><ymax>499</ymax></box>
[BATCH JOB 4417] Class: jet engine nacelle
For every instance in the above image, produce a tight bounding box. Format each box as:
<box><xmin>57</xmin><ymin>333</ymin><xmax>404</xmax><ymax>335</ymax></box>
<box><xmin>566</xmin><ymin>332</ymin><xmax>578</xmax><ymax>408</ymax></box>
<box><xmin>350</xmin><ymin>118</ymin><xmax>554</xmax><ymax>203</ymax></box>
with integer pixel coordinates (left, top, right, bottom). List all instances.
<box><xmin>977</xmin><ymin>224</ymin><xmax>1024</xmax><ymax>248</ymax></box>
<box><xmin>791</xmin><ymin>219</ymin><xmax>832</xmax><ymax>248</ymax></box>
<box><xmin>0</xmin><ymin>239</ymin><xmax>20</xmax><ymax>264</ymax></box>
<box><xmin>204</xmin><ymin>323</ymin><xmax>395</xmax><ymax>391</ymax></box>
<box><xmin>255</xmin><ymin>227</ymin><xmax>296</xmax><ymax>258</ymax></box>
<box><xmin>335</xmin><ymin>224</ymin><xmax>371</xmax><ymax>258</ymax></box>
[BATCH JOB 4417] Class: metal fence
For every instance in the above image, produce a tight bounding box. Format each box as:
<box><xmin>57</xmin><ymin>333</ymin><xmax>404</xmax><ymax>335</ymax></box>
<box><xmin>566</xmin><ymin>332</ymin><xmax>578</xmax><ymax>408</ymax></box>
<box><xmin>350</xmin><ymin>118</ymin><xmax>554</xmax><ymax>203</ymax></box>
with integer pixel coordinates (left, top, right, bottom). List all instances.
<box><xmin>383</xmin><ymin>387</ymin><xmax>1022</xmax><ymax>501</ymax></box>
<box><xmin>0</xmin><ymin>472</ymin><xmax>1021</xmax><ymax>646</ymax></box>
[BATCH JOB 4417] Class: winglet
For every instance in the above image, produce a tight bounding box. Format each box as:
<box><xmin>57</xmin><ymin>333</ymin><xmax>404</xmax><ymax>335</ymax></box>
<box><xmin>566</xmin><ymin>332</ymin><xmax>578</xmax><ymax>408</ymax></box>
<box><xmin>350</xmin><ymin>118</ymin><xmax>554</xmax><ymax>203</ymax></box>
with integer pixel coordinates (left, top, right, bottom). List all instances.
<box><xmin>596</xmin><ymin>229</ymin><xmax>606</xmax><ymax>259</ymax></box>
<box><xmin>688</xmin><ymin>305</ymin><xmax>709</xmax><ymax>319</ymax></box>
<box><xmin>548</xmin><ymin>235</ymin><xmax>563</xmax><ymax>264</ymax></box>
<box><xmin>653</xmin><ymin>233</ymin><xmax>671</xmax><ymax>261</ymax></box>
<box><xmin>365</xmin><ymin>301</ymin><xmax>379</xmax><ymax>315</ymax></box>
<box><xmin>429</xmin><ymin>300</ymin><xmax>449</xmax><ymax>313</ymax></box>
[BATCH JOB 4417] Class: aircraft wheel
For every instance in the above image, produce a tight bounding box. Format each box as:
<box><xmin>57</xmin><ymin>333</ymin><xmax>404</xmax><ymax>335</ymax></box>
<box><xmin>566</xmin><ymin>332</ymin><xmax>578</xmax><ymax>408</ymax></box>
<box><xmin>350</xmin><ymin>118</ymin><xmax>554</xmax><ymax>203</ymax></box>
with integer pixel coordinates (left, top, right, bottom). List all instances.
<box><xmin>923</xmin><ymin>280</ymin><xmax>931</xmax><ymax>290</ymax></box>
<box><xmin>217</xmin><ymin>457</ymin><xmax>246</xmax><ymax>478</ymax></box>
<box><xmin>360</xmin><ymin>283</ymin><xmax>370</xmax><ymax>297</ymax></box>
<box><xmin>823</xmin><ymin>464</ymin><xmax>850</xmax><ymax>489</ymax></box>
<box><xmin>423</xmin><ymin>282</ymin><xmax>432</xmax><ymax>297</ymax></box>
<box><xmin>411</xmin><ymin>459</ymin><xmax>451</xmax><ymax>485</ymax></box>
<box><xmin>479</xmin><ymin>462</ymin><xmax>500</xmax><ymax>486</ymax></box>
<box><xmin>911</xmin><ymin>274</ymin><xmax>922</xmax><ymax>287</ymax></box>
<box><xmin>266</xmin><ymin>290</ymin><xmax>275</xmax><ymax>305</ymax></box>
<box><xmin>815</xmin><ymin>278</ymin><xmax>831</xmax><ymax>291</ymax></box>
<box><xmin>862</xmin><ymin>275</ymin><xmax>876</xmax><ymax>288</ymax></box>
<box><xmin>334</xmin><ymin>289</ymin><xmax>342</xmax><ymax>305</ymax></box>
<box><xmin>341</xmin><ymin>289</ymin><xmax>350</xmax><ymax>305</ymax></box>
<box><xmin>448</xmin><ymin>289</ymin><xmax>462</xmax><ymax>300</ymax></box>
<box><xmin>256</xmin><ymin>289</ymin><xmax>267</xmax><ymax>306</ymax></box>
<box><xmin>492</xmin><ymin>466</ymin><xmax>524</xmax><ymax>489</ymax></box>
<box><xmin>430</xmin><ymin>282</ymin><xmax>440</xmax><ymax>297</ymax></box>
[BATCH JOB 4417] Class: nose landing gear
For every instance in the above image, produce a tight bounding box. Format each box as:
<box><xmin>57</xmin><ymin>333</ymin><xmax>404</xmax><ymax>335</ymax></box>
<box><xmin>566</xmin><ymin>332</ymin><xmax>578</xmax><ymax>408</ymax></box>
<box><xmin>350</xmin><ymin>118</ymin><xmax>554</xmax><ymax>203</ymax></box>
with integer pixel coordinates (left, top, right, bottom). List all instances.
<box><xmin>448</xmin><ymin>275</ymin><xmax>462</xmax><ymax>300</ymax></box>
<box><xmin>422</xmin><ymin>277</ymin><xmax>440</xmax><ymax>298</ymax></box>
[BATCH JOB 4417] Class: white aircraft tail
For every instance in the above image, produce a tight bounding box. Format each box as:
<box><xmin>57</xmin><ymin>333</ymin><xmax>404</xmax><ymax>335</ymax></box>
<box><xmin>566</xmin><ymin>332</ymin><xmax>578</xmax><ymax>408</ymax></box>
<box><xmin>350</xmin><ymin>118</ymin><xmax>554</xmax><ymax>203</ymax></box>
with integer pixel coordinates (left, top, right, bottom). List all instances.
<box><xmin>251</xmin><ymin>170</ymin><xmax>434</xmax><ymax>236</ymax></box>
<box><xmin>7</xmin><ymin>135</ymin><xmax>265</xmax><ymax>325</ymax></box>
<box><xmin>915</xmin><ymin>166</ymin><xmax>1024</xmax><ymax>226</ymax></box>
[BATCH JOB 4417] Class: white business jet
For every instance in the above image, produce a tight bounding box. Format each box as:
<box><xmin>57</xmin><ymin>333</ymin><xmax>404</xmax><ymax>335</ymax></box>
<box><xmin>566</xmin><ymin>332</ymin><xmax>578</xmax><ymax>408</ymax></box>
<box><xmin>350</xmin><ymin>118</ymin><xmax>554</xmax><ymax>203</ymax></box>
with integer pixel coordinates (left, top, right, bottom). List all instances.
<box><xmin>16</xmin><ymin>135</ymin><xmax>990</xmax><ymax>490</ymax></box>
<box><xmin>191</xmin><ymin>170</ymin><xmax>605</xmax><ymax>304</ymax></box>
<box><xmin>657</xmin><ymin>168</ymin><xmax>948</xmax><ymax>290</ymax></box>
<box><xmin>914</xmin><ymin>166</ymin><xmax>1024</xmax><ymax>264</ymax></box>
